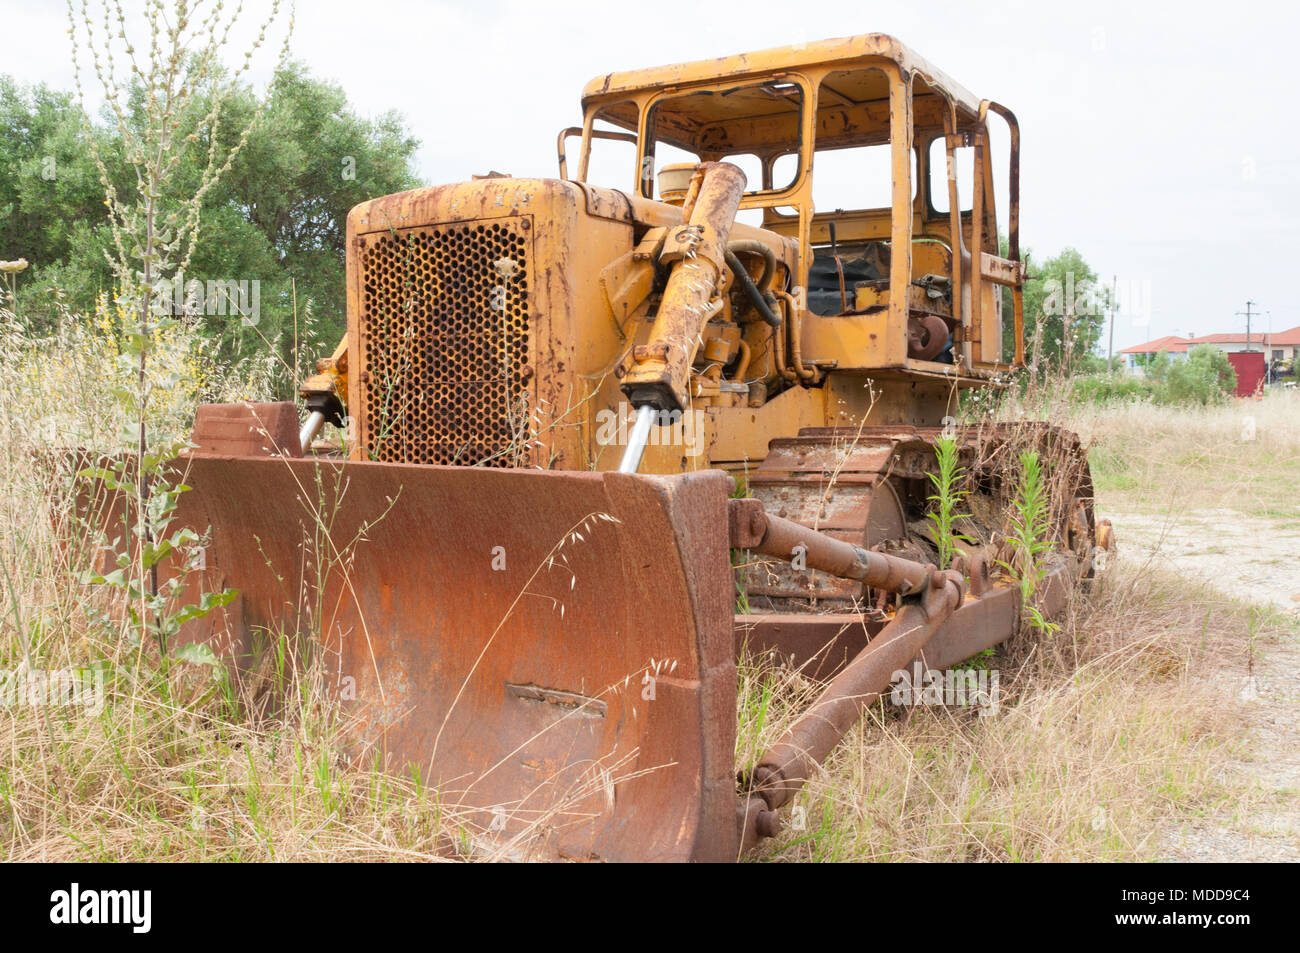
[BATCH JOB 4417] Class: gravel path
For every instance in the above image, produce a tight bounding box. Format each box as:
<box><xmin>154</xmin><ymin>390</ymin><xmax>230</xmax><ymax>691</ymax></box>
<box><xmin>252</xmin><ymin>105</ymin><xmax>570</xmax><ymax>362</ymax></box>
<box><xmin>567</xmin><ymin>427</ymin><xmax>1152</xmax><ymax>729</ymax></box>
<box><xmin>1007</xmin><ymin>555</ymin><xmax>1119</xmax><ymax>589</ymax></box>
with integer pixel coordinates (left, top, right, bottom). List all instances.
<box><xmin>1111</xmin><ymin>509</ymin><xmax>1300</xmax><ymax>862</ymax></box>
<box><xmin>1111</xmin><ymin>509</ymin><xmax>1300</xmax><ymax>612</ymax></box>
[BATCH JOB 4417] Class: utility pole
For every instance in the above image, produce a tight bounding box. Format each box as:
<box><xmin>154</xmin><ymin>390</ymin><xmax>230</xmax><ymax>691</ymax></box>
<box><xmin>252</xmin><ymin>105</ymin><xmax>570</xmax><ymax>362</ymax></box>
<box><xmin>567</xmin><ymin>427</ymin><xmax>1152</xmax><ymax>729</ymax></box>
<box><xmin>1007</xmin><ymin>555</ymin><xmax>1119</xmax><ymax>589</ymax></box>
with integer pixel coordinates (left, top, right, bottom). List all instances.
<box><xmin>1236</xmin><ymin>300</ymin><xmax>1256</xmax><ymax>350</ymax></box>
<box><xmin>1106</xmin><ymin>274</ymin><xmax>1117</xmax><ymax>372</ymax></box>
<box><xmin>1266</xmin><ymin>310</ymin><xmax>1273</xmax><ymax>386</ymax></box>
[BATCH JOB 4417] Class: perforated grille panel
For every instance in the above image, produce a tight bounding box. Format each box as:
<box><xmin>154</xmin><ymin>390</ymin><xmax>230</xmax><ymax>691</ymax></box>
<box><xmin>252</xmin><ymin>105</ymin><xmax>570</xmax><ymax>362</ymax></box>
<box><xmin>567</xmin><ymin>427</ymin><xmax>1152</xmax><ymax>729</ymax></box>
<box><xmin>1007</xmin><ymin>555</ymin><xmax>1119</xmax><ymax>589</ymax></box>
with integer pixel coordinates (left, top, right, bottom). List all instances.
<box><xmin>356</xmin><ymin>219</ymin><xmax>533</xmax><ymax>466</ymax></box>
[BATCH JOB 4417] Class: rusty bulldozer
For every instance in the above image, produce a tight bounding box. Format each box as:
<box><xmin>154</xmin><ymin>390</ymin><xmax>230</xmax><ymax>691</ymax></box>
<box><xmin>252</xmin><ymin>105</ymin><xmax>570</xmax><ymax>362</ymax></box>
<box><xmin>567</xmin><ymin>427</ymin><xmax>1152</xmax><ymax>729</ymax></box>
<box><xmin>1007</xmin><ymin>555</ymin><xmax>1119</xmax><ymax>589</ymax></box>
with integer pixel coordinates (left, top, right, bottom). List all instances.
<box><xmin>85</xmin><ymin>35</ymin><xmax>1115</xmax><ymax>861</ymax></box>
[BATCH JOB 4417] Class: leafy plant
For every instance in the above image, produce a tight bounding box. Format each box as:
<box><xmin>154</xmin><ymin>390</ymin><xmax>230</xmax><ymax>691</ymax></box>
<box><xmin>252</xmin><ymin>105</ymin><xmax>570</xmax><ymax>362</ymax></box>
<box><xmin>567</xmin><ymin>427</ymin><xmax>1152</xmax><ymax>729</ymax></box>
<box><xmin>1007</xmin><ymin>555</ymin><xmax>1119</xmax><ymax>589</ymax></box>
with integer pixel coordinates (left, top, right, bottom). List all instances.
<box><xmin>1071</xmin><ymin>345</ymin><xmax>1237</xmax><ymax>407</ymax></box>
<box><xmin>65</xmin><ymin>0</ymin><xmax>291</xmax><ymax>668</ymax></box>
<box><xmin>999</xmin><ymin>449</ymin><xmax>1058</xmax><ymax>636</ymax></box>
<box><xmin>79</xmin><ymin>451</ymin><xmax>236</xmax><ymax>681</ymax></box>
<box><xmin>924</xmin><ymin>435</ymin><xmax>972</xmax><ymax>570</ymax></box>
<box><xmin>1000</xmin><ymin>244</ymin><xmax>1111</xmax><ymax>375</ymax></box>
<box><xmin>1164</xmin><ymin>345</ymin><xmax>1237</xmax><ymax>404</ymax></box>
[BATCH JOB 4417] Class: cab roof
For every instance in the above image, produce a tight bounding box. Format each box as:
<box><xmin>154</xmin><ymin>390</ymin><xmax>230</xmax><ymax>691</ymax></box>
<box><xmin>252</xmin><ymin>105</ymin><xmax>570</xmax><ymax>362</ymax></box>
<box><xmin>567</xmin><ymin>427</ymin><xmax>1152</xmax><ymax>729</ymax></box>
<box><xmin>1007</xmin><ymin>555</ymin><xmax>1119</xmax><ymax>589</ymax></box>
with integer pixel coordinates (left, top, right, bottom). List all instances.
<box><xmin>580</xmin><ymin>33</ymin><xmax>984</xmax><ymax>115</ymax></box>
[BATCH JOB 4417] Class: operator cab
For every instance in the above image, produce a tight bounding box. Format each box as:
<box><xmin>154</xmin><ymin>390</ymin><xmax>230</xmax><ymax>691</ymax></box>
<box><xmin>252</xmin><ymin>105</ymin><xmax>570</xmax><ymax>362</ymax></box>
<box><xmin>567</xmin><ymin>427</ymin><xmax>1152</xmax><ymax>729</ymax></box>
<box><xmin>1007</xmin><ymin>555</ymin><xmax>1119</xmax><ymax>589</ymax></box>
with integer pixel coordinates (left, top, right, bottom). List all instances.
<box><xmin>567</xmin><ymin>34</ymin><xmax>1024</xmax><ymax>376</ymax></box>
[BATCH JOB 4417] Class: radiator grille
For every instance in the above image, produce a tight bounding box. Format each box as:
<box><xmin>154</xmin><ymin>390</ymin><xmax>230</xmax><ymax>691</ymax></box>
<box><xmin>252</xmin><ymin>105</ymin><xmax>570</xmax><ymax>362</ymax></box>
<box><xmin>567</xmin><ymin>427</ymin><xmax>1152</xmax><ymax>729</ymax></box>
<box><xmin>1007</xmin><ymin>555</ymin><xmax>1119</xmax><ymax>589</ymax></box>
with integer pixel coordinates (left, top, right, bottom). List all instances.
<box><xmin>357</xmin><ymin>219</ymin><xmax>533</xmax><ymax>465</ymax></box>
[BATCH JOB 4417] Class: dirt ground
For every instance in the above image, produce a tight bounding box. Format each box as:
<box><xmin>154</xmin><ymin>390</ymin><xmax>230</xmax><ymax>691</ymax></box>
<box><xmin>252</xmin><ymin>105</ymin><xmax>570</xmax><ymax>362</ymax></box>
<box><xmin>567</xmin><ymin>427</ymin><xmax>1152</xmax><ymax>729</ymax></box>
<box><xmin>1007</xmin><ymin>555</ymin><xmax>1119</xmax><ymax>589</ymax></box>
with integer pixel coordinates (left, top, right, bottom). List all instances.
<box><xmin>1109</xmin><ymin>509</ymin><xmax>1300</xmax><ymax>861</ymax></box>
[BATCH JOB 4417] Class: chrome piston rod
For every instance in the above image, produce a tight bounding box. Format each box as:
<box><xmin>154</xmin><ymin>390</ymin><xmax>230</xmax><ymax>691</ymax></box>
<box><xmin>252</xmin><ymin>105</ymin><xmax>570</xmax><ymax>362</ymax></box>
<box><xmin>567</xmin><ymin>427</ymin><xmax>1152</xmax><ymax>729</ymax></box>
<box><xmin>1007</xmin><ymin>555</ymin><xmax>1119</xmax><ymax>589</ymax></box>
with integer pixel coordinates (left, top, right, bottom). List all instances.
<box><xmin>299</xmin><ymin>410</ymin><xmax>326</xmax><ymax>454</ymax></box>
<box><xmin>618</xmin><ymin>404</ymin><xmax>659</xmax><ymax>474</ymax></box>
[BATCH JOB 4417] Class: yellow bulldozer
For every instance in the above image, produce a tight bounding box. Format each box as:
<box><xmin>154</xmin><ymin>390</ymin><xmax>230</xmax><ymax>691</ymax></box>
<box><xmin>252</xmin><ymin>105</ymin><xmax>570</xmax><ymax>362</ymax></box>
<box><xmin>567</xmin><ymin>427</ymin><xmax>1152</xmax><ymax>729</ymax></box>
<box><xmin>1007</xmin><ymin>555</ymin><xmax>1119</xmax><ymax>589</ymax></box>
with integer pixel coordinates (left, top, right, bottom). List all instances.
<box><xmin>120</xmin><ymin>34</ymin><xmax>1110</xmax><ymax>861</ymax></box>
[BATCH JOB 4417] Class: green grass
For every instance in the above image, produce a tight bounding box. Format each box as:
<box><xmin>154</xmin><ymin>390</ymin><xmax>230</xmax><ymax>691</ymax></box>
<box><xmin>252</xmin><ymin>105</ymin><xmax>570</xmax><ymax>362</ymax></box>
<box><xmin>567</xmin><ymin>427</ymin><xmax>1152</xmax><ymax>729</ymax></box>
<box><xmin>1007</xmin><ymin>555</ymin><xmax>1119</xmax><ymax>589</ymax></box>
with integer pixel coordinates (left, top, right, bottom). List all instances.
<box><xmin>1070</xmin><ymin>392</ymin><xmax>1300</xmax><ymax>519</ymax></box>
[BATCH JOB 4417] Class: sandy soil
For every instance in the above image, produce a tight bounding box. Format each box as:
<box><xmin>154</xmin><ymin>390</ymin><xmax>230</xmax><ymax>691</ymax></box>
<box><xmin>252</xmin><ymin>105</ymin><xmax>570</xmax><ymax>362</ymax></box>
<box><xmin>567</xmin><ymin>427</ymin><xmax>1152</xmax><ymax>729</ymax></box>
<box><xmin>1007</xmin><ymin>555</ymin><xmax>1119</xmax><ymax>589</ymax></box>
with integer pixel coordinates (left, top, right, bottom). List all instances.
<box><xmin>1109</xmin><ymin>509</ymin><xmax>1300</xmax><ymax>612</ymax></box>
<box><xmin>1109</xmin><ymin>509</ymin><xmax>1300</xmax><ymax>861</ymax></box>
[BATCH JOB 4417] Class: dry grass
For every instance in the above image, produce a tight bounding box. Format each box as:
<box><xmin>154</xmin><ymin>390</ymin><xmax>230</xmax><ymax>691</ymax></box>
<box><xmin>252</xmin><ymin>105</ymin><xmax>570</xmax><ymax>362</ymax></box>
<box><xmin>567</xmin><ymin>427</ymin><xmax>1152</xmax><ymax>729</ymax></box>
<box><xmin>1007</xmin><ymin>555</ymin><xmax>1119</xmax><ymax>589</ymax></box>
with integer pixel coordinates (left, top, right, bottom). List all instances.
<box><xmin>3</xmin><ymin>311</ymin><xmax>1292</xmax><ymax>862</ymax></box>
<box><xmin>1036</xmin><ymin>388</ymin><xmax>1300</xmax><ymax>521</ymax></box>
<box><xmin>740</xmin><ymin>561</ymin><xmax>1282</xmax><ymax>862</ymax></box>
<box><xmin>0</xmin><ymin>318</ymin><xmax>515</xmax><ymax>861</ymax></box>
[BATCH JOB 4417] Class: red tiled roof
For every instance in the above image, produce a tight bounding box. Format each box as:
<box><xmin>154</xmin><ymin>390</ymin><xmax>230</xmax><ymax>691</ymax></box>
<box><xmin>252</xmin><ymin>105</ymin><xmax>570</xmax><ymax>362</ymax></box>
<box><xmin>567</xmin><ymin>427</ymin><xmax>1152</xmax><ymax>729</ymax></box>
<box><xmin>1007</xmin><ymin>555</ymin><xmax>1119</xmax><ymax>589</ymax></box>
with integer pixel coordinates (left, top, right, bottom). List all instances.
<box><xmin>1118</xmin><ymin>335</ymin><xmax>1191</xmax><ymax>354</ymax></box>
<box><xmin>1119</xmin><ymin>326</ymin><xmax>1300</xmax><ymax>354</ymax></box>
<box><xmin>1192</xmin><ymin>333</ymin><xmax>1251</xmax><ymax>344</ymax></box>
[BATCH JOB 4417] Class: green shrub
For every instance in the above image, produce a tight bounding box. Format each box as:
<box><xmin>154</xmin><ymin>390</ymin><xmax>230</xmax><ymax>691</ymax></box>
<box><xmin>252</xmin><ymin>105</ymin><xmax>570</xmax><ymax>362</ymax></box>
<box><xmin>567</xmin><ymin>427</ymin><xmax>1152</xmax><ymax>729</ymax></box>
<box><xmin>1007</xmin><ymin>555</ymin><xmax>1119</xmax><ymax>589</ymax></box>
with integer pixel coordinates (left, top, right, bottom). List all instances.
<box><xmin>1071</xmin><ymin>346</ymin><xmax>1237</xmax><ymax>407</ymax></box>
<box><xmin>1162</xmin><ymin>345</ymin><xmax>1237</xmax><ymax>404</ymax></box>
<box><xmin>1071</xmin><ymin>374</ymin><xmax>1152</xmax><ymax>404</ymax></box>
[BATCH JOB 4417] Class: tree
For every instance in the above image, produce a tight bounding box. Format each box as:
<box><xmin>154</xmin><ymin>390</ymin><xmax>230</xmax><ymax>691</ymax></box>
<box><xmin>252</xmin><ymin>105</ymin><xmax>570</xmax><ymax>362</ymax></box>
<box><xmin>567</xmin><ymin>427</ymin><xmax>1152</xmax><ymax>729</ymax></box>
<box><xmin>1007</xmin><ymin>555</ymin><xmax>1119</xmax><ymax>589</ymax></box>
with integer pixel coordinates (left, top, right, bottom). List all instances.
<box><xmin>0</xmin><ymin>78</ymin><xmax>129</xmax><ymax>312</ymax></box>
<box><xmin>213</xmin><ymin>60</ymin><xmax>421</xmax><ymax>366</ymax></box>
<box><xmin>1001</xmin><ymin>244</ymin><xmax>1110</xmax><ymax>375</ymax></box>
<box><xmin>0</xmin><ymin>60</ymin><xmax>420</xmax><ymax>383</ymax></box>
<box><xmin>1145</xmin><ymin>349</ymin><xmax>1172</xmax><ymax>381</ymax></box>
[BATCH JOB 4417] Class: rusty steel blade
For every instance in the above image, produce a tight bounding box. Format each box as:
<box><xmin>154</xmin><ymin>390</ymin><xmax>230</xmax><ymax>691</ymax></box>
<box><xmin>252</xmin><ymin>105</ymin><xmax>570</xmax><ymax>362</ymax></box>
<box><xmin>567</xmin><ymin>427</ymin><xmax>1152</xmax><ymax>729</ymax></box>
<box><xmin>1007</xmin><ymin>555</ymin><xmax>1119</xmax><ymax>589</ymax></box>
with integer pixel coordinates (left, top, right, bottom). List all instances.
<box><xmin>82</xmin><ymin>454</ymin><xmax>739</xmax><ymax>862</ymax></box>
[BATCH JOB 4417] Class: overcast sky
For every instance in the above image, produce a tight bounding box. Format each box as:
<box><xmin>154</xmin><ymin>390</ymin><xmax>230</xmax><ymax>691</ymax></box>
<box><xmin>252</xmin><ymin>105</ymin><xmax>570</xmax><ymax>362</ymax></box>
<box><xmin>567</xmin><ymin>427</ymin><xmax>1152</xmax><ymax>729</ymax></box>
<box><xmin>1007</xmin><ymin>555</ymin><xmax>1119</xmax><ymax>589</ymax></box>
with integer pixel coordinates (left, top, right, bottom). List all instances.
<box><xmin>5</xmin><ymin>0</ymin><xmax>1298</xmax><ymax>350</ymax></box>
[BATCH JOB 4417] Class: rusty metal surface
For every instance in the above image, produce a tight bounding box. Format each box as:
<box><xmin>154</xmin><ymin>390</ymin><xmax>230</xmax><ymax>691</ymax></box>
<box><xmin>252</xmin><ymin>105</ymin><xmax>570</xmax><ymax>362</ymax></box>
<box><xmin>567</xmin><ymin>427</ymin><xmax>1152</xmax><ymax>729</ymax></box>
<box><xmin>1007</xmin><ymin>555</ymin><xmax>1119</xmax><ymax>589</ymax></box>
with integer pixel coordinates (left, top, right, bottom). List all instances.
<box><xmin>745</xmin><ymin>569</ymin><xmax>965</xmax><ymax>817</ymax></box>
<box><xmin>190</xmin><ymin>402</ymin><xmax>302</xmax><ymax>458</ymax></box>
<box><xmin>734</xmin><ymin>612</ymin><xmax>880</xmax><ymax>680</ymax></box>
<box><xmin>743</xmin><ymin>432</ymin><xmax>905</xmax><ymax>607</ymax></box>
<box><xmin>907</xmin><ymin>312</ymin><xmax>950</xmax><ymax>361</ymax></box>
<box><xmin>733</xmin><ymin>553</ymin><xmax>1065</xmax><ymax>688</ymax></box>
<box><xmin>581</xmin><ymin>35</ymin><xmax>986</xmax><ymax>116</ymax></box>
<box><xmin>353</xmin><ymin>218</ymin><xmax>536</xmax><ymax>466</ymax></box>
<box><xmin>728</xmin><ymin>497</ymin><xmax>767</xmax><ymax>550</ymax></box>
<box><xmin>342</xmin><ymin>178</ymin><xmax>644</xmax><ymax>473</ymax></box>
<box><xmin>745</xmin><ymin>507</ymin><xmax>934</xmax><ymax>595</ymax></box>
<box><xmin>731</xmin><ymin>494</ymin><xmax>938</xmax><ymax>597</ymax></box>
<box><xmin>126</xmin><ymin>455</ymin><xmax>739</xmax><ymax>862</ymax></box>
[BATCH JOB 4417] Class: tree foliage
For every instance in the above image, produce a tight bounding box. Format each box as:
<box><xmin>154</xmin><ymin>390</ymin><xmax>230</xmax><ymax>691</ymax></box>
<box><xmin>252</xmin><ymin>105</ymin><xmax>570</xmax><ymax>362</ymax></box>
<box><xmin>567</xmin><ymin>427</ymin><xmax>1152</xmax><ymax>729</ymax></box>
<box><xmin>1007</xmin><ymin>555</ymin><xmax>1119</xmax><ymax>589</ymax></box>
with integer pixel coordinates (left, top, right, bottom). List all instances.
<box><xmin>1002</xmin><ymin>243</ymin><xmax>1112</xmax><ymax>373</ymax></box>
<box><xmin>1158</xmin><ymin>344</ymin><xmax>1239</xmax><ymax>403</ymax></box>
<box><xmin>0</xmin><ymin>60</ymin><xmax>420</xmax><ymax>386</ymax></box>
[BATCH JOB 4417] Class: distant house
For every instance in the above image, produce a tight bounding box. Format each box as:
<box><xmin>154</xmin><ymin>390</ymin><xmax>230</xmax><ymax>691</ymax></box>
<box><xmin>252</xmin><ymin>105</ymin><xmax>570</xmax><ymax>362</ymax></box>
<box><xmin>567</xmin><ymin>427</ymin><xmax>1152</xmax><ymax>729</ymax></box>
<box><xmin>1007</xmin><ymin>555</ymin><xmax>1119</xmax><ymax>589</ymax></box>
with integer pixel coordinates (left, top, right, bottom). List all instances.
<box><xmin>1263</xmin><ymin>326</ymin><xmax>1300</xmax><ymax>364</ymax></box>
<box><xmin>1119</xmin><ymin>326</ymin><xmax>1300</xmax><ymax>372</ymax></box>
<box><xmin>1117</xmin><ymin>335</ymin><xmax>1192</xmax><ymax>371</ymax></box>
<box><xmin>1190</xmin><ymin>331</ymin><xmax>1299</xmax><ymax>363</ymax></box>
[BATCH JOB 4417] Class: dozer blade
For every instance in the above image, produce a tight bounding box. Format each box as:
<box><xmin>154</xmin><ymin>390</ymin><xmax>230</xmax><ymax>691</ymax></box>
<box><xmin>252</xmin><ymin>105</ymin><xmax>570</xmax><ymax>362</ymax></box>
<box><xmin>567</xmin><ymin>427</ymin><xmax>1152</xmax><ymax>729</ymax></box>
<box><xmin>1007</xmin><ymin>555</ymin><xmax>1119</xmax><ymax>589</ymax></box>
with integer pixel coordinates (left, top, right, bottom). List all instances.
<box><xmin>88</xmin><ymin>452</ymin><xmax>739</xmax><ymax>862</ymax></box>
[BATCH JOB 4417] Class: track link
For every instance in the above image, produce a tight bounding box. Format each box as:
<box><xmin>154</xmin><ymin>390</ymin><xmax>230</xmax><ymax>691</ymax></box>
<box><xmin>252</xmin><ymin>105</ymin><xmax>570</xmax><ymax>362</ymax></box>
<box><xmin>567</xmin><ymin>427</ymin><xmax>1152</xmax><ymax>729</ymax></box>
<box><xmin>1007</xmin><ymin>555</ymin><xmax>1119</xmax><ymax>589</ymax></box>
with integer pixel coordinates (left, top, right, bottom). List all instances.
<box><xmin>740</xmin><ymin>423</ymin><xmax>1098</xmax><ymax>613</ymax></box>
